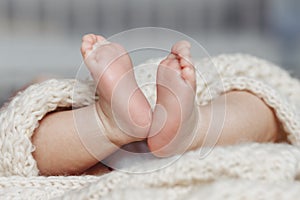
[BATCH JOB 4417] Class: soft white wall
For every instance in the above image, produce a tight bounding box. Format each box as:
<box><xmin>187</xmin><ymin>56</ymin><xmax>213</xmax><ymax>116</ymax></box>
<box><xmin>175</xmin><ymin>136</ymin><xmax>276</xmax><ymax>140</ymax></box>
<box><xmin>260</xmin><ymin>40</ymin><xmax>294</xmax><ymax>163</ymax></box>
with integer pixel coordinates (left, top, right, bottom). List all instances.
<box><xmin>0</xmin><ymin>0</ymin><xmax>299</xmax><ymax>105</ymax></box>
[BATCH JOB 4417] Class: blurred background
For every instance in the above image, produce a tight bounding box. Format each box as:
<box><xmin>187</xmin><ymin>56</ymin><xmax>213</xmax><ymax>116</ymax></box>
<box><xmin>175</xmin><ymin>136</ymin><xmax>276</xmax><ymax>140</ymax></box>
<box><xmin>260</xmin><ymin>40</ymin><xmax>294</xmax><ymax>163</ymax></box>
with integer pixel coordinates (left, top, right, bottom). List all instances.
<box><xmin>0</xmin><ymin>0</ymin><xmax>300</xmax><ymax>105</ymax></box>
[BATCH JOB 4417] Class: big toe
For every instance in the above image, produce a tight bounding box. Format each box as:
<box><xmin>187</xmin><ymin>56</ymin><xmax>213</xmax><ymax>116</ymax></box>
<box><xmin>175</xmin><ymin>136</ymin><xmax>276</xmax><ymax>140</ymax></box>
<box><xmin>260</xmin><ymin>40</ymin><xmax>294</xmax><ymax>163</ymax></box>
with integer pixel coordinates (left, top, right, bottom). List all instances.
<box><xmin>181</xmin><ymin>66</ymin><xmax>196</xmax><ymax>90</ymax></box>
<box><xmin>180</xmin><ymin>54</ymin><xmax>196</xmax><ymax>90</ymax></box>
<box><xmin>171</xmin><ymin>40</ymin><xmax>191</xmax><ymax>55</ymax></box>
<box><xmin>81</xmin><ymin>34</ymin><xmax>107</xmax><ymax>59</ymax></box>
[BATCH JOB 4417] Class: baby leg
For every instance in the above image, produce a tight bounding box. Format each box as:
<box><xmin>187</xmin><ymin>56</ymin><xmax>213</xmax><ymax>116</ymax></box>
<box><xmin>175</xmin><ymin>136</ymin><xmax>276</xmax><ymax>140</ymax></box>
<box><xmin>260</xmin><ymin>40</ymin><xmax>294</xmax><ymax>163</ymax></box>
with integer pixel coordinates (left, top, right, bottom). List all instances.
<box><xmin>198</xmin><ymin>91</ymin><xmax>280</xmax><ymax>147</ymax></box>
<box><xmin>32</xmin><ymin>34</ymin><xmax>152</xmax><ymax>175</ymax></box>
<box><xmin>32</xmin><ymin>105</ymin><xmax>114</xmax><ymax>175</ymax></box>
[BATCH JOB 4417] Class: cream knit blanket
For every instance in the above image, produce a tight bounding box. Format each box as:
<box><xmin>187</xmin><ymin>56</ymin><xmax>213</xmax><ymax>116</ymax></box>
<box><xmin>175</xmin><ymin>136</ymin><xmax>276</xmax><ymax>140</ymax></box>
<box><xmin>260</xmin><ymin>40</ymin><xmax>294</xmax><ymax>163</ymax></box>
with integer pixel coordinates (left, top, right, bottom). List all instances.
<box><xmin>1</xmin><ymin>54</ymin><xmax>300</xmax><ymax>199</ymax></box>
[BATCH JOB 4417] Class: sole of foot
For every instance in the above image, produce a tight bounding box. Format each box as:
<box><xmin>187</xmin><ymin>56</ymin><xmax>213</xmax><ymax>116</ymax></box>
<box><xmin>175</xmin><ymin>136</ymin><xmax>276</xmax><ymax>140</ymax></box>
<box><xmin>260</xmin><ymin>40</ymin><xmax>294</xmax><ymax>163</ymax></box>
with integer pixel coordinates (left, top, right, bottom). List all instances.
<box><xmin>81</xmin><ymin>34</ymin><xmax>152</xmax><ymax>146</ymax></box>
<box><xmin>148</xmin><ymin>40</ymin><xmax>199</xmax><ymax>157</ymax></box>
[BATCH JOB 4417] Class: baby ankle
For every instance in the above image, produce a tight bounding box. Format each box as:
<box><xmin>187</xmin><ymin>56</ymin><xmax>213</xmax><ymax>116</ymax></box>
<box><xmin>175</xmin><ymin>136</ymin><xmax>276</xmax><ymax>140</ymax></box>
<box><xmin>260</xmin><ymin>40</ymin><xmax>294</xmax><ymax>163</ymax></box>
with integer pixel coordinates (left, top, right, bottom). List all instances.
<box><xmin>94</xmin><ymin>103</ymin><xmax>138</xmax><ymax>147</ymax></box>
<box><xmin>73</xmin><ymin>104</ymin><xmax>119</xmax><ymax>161</ymax></box>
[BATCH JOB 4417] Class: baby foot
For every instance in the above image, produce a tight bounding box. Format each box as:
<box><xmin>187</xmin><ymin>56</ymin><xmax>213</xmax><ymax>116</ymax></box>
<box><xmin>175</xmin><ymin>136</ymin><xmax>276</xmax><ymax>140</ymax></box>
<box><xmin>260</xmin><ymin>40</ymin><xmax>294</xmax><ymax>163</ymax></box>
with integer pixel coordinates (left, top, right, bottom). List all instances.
<box><xmin>148</xmin><ymin>41</ymin><xmax>199</xmax><ymax>157</ymax></box>
<box><xmin>81</xmin><ymin>34</ymin><xmax>152</xmax><ymax>146</ymax></box>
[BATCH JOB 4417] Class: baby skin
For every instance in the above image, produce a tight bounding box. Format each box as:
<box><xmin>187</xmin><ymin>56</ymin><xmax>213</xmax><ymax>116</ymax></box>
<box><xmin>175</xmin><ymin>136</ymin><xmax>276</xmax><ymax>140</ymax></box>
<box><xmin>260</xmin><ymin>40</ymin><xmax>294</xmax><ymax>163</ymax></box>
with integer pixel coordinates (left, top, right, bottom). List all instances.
<box><xmin>31</xmin><ymin>34</ymin><xmax>281</xmax><ymax>175</ymax></box>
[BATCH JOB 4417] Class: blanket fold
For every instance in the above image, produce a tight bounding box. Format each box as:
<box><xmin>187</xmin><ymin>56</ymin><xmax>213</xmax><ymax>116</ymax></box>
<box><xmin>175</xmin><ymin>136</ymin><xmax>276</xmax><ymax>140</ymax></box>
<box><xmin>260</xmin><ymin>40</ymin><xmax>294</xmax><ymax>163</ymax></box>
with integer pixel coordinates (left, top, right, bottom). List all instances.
<box><xmin>1</xmin><ymin>54</ymin><xmax>300</xmax><ymax>199</ymax></box>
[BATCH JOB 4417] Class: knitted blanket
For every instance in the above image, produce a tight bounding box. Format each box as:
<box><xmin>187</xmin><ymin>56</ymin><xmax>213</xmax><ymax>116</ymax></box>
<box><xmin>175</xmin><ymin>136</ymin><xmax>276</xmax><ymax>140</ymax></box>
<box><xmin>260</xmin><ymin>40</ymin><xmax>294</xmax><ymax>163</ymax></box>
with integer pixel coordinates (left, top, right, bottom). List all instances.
<box><xmin>1</xmin><ymin>54</ymin><xmax>300</xmax><ymax>199</ymax></box>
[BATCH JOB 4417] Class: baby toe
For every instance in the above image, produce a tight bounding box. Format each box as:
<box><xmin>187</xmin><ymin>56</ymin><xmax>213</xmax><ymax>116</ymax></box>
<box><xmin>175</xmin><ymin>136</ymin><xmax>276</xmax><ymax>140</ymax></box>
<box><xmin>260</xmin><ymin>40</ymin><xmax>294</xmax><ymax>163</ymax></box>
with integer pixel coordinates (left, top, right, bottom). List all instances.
<box><xmin>81</xmin><ymin>42</ymin><xmax>94</xmax><ymax>58</ymax></box>
<box><xmin>180</xmin><ymin>56</ymin><xmax>193</xmax><ymax>68</ymax></box>
<box><xmin>82</xmin><ymin>34</ymin><xmax>97</xmax><ymax>43</ymax></box>
<box><xmin>171</xmin><ymin>40</ymin><xmax>191</xmax><ymax>54</ymax></box>
<box><xmin>181</xmin><ymin>67</ymin><xmax>196</xmax><ymax>90</ymax></box>
<box><xmin>96</xmin><ymin>35</ymin><xmax>106</xmax><ymax>42</ymax></box>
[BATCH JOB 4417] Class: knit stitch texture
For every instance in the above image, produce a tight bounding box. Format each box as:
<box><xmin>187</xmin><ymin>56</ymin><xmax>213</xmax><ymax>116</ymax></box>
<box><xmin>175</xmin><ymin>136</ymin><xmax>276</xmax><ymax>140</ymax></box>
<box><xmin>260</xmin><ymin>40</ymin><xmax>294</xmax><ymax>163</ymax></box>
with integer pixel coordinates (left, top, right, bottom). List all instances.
<box><xmin>1</xmin><ymin>54</ymin><xmax>300</xmax><ymax>199</ymax></box>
